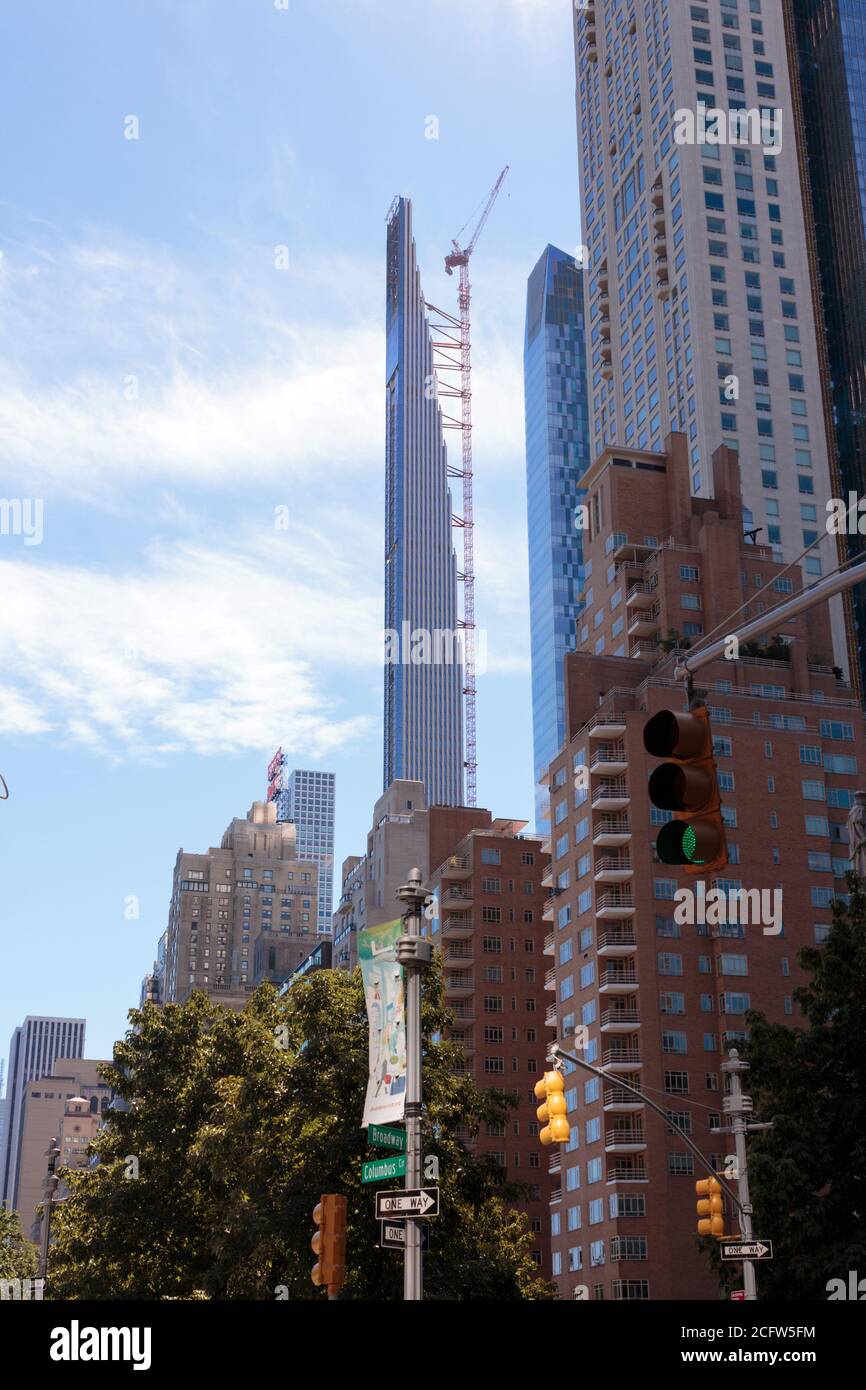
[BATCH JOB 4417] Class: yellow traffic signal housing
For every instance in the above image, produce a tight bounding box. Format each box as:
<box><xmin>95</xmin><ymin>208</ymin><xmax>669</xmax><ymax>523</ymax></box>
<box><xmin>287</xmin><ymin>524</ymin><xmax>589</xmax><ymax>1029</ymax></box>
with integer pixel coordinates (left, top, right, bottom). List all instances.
<box><xmin>311</xmin><ymin>1193</ymin><xmax>347</xmax><ymax>1294</ymax></box>
<box><xmin>534</xmin><ymin>1069</ymin><xmax>569</xmax><ymax>1146</ymax></box>
<box><xmin>695</xmin><ymin>1176</ymin><xmax>725</xmax><ymax>1238</ymax></box>
<box><xmin>643</xmin><ymin>705</ymin><xmax>728</xmax><ymax>875</ymax></box>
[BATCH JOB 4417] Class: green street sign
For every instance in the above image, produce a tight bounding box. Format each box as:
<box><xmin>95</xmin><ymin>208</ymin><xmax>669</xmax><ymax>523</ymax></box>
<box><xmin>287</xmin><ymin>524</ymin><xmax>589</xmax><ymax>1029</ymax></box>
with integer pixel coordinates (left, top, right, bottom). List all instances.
<box><xmin>367</xmin><ymin>1124</ymin><xmax>406</xmax><ymax>1153</ymax></box>
<box><xmin>362</xmin><ymin>1155</ymin><xmax>407</xmax><ymax>1184</ymax></box>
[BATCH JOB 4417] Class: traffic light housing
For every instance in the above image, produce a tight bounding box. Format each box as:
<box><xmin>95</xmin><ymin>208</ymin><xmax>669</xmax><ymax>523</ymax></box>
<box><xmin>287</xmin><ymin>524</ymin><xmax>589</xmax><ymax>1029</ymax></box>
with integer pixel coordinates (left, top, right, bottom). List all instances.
<box><xmin>311</xmin><ymin>1193</ymin><xmax>347</xmax><ymax>1295</ymax></box>
<box><xmin>695</xmin><ymin>1176</ymin><xmax>725</xmax><ymax>1239</ymax></box>
<box><xmin>644</xmin><ymin>705</ymin><xmax>728</xmax><ymax>874</ymax></box>
<box><xmin>535</xmin><ymin>1069</ymin><xmax>569</xmax><ymax>1146</ymax></box>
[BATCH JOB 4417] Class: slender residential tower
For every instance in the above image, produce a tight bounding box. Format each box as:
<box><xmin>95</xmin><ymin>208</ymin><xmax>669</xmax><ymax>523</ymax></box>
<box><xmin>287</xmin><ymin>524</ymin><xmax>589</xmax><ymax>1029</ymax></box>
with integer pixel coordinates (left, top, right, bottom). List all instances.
<box><xmin>524</xmin><ymin>245</ymin><xmax>591</xmax><ymax>830</ymax></box>
<box><xmin>267</xmin><ymin>753</ymin><xmax>335</xmax><ymax>938</ymax></box>
<box><xmin>384</xmin><ymin>196</ymin><xmax>464</xmax><ymax>807</ymax></box>
<box><xmin>571</xmin><ymin>0</ymin><xmax>850</xmax><ymax>676</ymax></box>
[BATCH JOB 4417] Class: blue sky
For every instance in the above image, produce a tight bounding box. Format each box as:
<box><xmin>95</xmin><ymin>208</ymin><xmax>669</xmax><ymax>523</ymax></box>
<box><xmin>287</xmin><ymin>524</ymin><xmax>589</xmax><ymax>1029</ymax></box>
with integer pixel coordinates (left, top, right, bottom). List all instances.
<box><xmin>0</xmin><ymin>0</ymin><xmax>579</xmax><ymax>1064</ymax></box>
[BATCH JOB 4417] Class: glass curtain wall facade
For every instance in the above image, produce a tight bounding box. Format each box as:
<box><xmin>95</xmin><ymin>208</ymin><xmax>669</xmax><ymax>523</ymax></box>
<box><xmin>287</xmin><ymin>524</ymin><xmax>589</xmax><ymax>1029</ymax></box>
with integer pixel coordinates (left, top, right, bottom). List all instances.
<box><xmin>794</xmin><ymin>0</ymin><xmax>866</xmax><ymax>692</ymax></box>
<box><xmin>384</xmin><ymin>196</ymin><xmax>464</xmax><ymax>807</ymax></box>
<box><xmin>524</xmin><ymin>246</ymin><xmax>591</xmax><ymax>829</ymax></box>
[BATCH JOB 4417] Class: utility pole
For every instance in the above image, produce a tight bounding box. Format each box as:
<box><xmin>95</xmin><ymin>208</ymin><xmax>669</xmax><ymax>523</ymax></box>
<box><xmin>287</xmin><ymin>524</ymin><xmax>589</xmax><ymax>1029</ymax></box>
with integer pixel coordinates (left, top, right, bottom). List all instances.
<box><xmin>37</xmin><ymin>1137</ymin><xmax>61</xmax><ymax>1286</ymax></box>
<box><xmin>395</xmin><ymin>868</ymin><xmax>433</xmax><ymax>1302</ymax></box>
<box><xmin>722</xmin><ymin>1048</ymin><xmax>763</xmax><ymax>1302</ymax></box>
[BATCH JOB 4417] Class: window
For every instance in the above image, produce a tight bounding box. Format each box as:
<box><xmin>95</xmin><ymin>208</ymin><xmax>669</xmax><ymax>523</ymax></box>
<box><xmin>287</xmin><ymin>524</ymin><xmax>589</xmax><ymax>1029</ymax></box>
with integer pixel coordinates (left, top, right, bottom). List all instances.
<box><xmin>658</xmin><ymin>953</ymin><xmax>683</xmax><ymax>976</ymax></box>
<box><xmin>664</xmin><ymin>1071</ymin><xmax>689</xmax><ymax>1094</ymax></box>
<box><xmin>662</xmin><ymin>1031</ymin><xmax>687</xmax><ymax>1054</ymax></box>
<box><xmin>481</xmin><ymin>848</ymin><xmax>501</xmax><ymax>865</ymax></box>
<box><xmin>668</xmin><ymin>1153</ymin><xmax>694</xmax><ymax>1176</ymax></box>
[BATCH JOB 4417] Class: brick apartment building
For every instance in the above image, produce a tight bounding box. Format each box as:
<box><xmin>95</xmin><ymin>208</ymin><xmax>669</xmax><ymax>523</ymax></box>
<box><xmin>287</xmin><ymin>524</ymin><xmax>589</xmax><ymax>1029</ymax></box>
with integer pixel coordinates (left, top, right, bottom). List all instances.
<box><xmin>427</xmin><ymin>820</ymin><xmax>552</xmax><ymax>1274</ymax></box>
<box><xmin>164</xmin><ymin>800</ymin><xmax>319</xmax><ymax>1007</ymax></box>
<box><xmin>541</xmin><ymin>432</ymin><xmax>866</xmax><ymax>1300</ymax></box>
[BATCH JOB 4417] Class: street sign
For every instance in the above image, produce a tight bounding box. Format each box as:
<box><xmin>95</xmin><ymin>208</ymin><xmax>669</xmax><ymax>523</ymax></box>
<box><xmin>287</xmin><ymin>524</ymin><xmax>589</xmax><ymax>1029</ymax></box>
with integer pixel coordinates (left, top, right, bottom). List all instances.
<box><xmin>362</xmin><ymin>1156</ymin><xmax>407</xmax><ymax>1184</ymax></box>
<box><xmin>380</xmin><ymin>1221</ymin><xmax>429</xmax><ymax>1252</ymax></box>
<box><xmin>375</xmin><ymin>1187</ymin><xmax>440</xmax><ymax>1219</ymax></box>
<box><xmin>367</xmin><ymin>1123</ymin><xmax>406</xmax><ymax>1153</ymax></box>
<box><xmin>730</xmin><ymin>1290</ymin><xmax>746</xmax><ymax>1301</ymax></box>
<box><xmin>721</xmin><ymin>1239</ymin><xmax>773</xmax><ymax>1261</ymax></box>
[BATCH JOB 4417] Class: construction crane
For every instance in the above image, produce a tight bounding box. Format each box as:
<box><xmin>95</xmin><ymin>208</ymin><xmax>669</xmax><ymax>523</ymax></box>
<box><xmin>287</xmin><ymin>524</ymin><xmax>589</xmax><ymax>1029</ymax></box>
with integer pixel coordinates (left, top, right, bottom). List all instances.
<box><xmin>426</xmin><ymin>165</ymin><xmax>509</xmax><ymax>807</ymax></box>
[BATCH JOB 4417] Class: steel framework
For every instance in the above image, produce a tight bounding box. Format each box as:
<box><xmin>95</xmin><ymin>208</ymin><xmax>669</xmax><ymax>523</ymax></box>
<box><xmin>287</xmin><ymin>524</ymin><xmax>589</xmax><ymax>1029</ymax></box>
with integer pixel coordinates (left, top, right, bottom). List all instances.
<box><xmin>425</xmin><ymin>166</ymin><xmax>509</xmax><ymax>806</ymax></box>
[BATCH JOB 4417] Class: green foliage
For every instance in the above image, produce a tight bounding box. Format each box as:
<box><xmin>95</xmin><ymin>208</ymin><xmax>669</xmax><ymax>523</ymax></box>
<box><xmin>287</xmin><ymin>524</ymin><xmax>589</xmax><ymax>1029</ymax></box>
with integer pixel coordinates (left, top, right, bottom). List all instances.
<box><xmin>0</xmin><ymin>1209</ymin><xmax>39</xmax><ymax>1283</ymax></box>
<box><xmin>709</xmin><ymin>874</ymin><xmax>866</xmax><ymax>1299</ymax></box>
<box><xmin>50</xmin><ymin>962</ymin><xmax>555</xmax><ymax>1301</ymax></box>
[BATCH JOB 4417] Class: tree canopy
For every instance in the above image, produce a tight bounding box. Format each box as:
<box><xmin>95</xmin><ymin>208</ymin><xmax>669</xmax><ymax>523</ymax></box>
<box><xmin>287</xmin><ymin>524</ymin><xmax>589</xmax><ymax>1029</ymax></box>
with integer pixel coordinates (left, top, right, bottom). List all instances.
<box><xmin>50</xmin><ymin>962</ymin><xmax>554</xmax><ymax>1301</ymax></box>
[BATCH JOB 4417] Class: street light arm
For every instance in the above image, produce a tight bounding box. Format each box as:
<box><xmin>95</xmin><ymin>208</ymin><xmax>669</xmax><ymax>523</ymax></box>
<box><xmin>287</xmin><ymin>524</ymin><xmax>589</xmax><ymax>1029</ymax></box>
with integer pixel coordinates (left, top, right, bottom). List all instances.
<box><xmin>549</xmin><ymin>1044</ymin><xmax>744</xmax><ymax>1215</ymax></box>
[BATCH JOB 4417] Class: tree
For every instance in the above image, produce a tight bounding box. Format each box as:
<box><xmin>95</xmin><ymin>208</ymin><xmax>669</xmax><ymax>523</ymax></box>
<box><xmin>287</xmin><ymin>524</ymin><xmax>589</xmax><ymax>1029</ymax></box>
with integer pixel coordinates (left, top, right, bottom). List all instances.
<box><xmin>50</xmin><ymin>962</ymin><xmax>555</xmax><ymax>1300</ymax></box>
<box><xmin>710</xmin><ymin>874</ymin><xmax>866</xmax><ymax>1299</ymax></box>
<box><xmin>0</xmin><ymin>1209</ymin><xmax>39</xmax><ymax>1284</ymax></box>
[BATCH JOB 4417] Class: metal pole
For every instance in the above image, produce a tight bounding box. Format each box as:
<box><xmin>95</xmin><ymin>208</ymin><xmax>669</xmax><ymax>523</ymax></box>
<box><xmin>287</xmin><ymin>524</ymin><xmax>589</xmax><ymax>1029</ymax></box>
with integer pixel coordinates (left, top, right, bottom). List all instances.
<box><xmin>37</xmin><ymin>1138</ymin><xmax>60</xmax><ymax>1285</ymax></box>
<box><xmin>722</xmin><ymin>1049</ymin><xmax>757</xmax><ymax>1301</ymax></box>
<box><xmin>396</xmin><ymin>868</ymin><xmax>432</xmax><ymax>1302</ymax></box>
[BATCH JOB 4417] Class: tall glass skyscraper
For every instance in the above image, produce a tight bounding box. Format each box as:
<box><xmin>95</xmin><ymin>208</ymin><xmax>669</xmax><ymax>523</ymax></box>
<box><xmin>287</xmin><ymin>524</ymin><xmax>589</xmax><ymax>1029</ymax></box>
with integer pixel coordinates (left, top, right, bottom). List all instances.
<box><xmin>383</xmin><ymin>196</ymin><xmax>464</xmax><ymax>806</ymax></box>
<box><xmin>524</xmin><ymin>246</ymin><xmax>590</xmax><ymax>828</ymax></box>
<box><xmin>795</xmin><ymin>0</ymin><xmax>866</xmax><ymax>692</ymax></box>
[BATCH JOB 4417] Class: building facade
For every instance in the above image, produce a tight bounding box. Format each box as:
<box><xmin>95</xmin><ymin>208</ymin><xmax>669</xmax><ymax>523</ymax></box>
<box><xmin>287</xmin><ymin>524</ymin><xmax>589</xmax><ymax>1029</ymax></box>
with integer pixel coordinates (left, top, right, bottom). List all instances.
<box><xmin>524</xmin><ymin>245</ymin><xmax>592</xmax><ymax>831</ymax></box>
<box><xmin>163</xmin><ymin>801</ymin><xmax>319</xmax><ymax>1009</ymax></box>
<box><xmin>793</xmin><ymin>0</ymin><xmax>866</xmax><ymax>691</ymax></box>
<box><xmin>427</xmin><ymin>821</ymin><xmax>553</xmax><ymax>1274</ymax></box>
<box><xmin>267</xmin><ymin>754</ymin><xmax>335</xmax><ymax>937</ymax></box>
<box><xmin>0</xmin><ymin>1018</ymin><xmax>86</xmax><ymax>1214</ymax></box>
<box><xmin>572</xmin><ymin>0</ymin><xmax>848</xmax><ymax>673</ymax></box>
<box><xmin>541</xmin><ymin>430</ymin><xmax>864</xmax><ymax>1299</ymax></box>
<box><xmin>333</xmin><ymin>780</ymin><xmax>488</xmax><ymax>970</ymax></box>
<box><xmin>384</xmin><ymin>196</ymin><xmax>464</xmax><ymax>806</ymax></box>
<box><xmin>14</xmin><ymin>1060</ymin><xmax>112</xmax><ymax>1240</ymax></box>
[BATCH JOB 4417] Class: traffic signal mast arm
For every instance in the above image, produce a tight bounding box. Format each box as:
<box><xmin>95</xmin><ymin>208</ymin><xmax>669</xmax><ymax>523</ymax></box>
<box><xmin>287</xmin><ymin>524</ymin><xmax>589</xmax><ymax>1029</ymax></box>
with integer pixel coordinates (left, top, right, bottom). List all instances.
<box><xmin>674</xmin><ymin>553</ymin><xmax>866</xmax><ymax>680</ymax></box>
<box><xmin>548</xmin><ymin>1043</ymin><xmax>744</xmax><ymax>1218</ymax></box>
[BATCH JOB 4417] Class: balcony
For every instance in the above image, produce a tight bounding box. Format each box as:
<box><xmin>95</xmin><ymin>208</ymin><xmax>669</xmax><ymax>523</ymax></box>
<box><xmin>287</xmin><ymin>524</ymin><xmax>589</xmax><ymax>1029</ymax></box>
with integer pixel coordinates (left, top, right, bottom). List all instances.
<box><xmin>594</xmin><ymin>856</ymin><xmax>633</xmax><ymax>884</ymax></box>
<box><xmin>442</xmin><ymin>911</ymin><xmax>473</xmax><ymax>938</ymax></box>
<box><xmin>450</xmin><ymin>1003</ymin><xmax>475</xmax><ymax>1024</ymax></box>
<box><xmin>602</xmin><ymin>1045</ymin><xmax>642</xmax><ymax>1072</ymax></box>
<box><xmin>601</xmin><ymin>361</ymin><xmax>614</xmax><ymax>381</ymax></box>
<box><xmin>440</xmin><ymin>854</ymin><xmax>471</xmax><ymax>878</ymax></box>
<box><xmin>444</xmin><ymin>971</ymin><xmax>474</xmax><ymax>996</ymax></box>
<box><xmin>590</xmin><ymin>743</ymin><xmax>628</xmax><ymax>775</ymax></box>
<box><xmin>549</xmin><ymin>1151</ymin><xmax>562</xmax><ymax>1175</ymax></box>
<box><xmin>596</xmin><ymin>891</ymin><xmax>636</xmax><ymax>920</ymax></box>
<box><xmin>592</xmin><ymin>779</ymin><xmax>630</xmax><ymax>811</ymax></box>
<box><xmin>626</xmin><ymin>581</ymin><xmax>656</xmax><ymax>610</ymax></box>
<box><xmin>605</xmin><ymin>1126</ymin><xmax>646</xmax><ymax>1153</ymax></box>
<box><xmin>612</xmin><ymin>535</ymin><xmax>656</xmax><ymax>563</ymax></box>
<box><xmin>444</xmin><ymin>882</ymin><xmax>473</xmax><ymax>907</ymax></box>
<box><xmin>593</xmin><ymin>815</ymin><xmax>632</xmax><ymax>847</ymax></box>
<box><xmin>604</xmin><ymin>1086</ymin><xmax>645</xmax><ymax>1113</ymax></box>
<box><xmin>606</xmin><ymin>1163</ymin><xmax>648</xmax><ymax>1184</ymax></box>
<box><xmin>651</xmin><ymin>180</ymin><xmax>664</xmax><ymax>209</ymax></box>
<box><xmin>541</xmin><ymin>862</ymin><xmax>554</xmax><ymax>888</ymax></box>
<box><xmin>600</xmin><ymin>341</ymin><xmax>612</xmax><ymax>363</ymax></box>
<box><xmin>543</xmin><ymin>931</ymin><xmax>556</xmax><ymax>957</ymax></box>
<box><xmin>444</xmin><ymin>943</ymin><xmax>473</xmax><ymax>965</ymax></box>
<box><xmin>545</xmin><ymin>1007</ymin><xmax>558</xmax><ymax>1032</ymax></box>
<box><xmin>600</xmin><ymin>1007</ymin><xmax>640</xmax><ymax>1033</ymax></box>
<box><xmin>628</xmin><ymin>606</ymin><xmax>660</xmax><ymax>639</ymax></box>
<box><xmin>630</xmin><ymin>639</ymin><xmax>658</xmax><ymax>660</ymax></box>
<box><xmin>587</xmin><ymin>712</ymin><xmax>628</xmax><ymax>740</ymax></box>
<box><xmin>597</xmin><ymin>928</ymin><xmax>637</xmax><ymax>956</ymax></box>
<box><xmin>599</xmin><ymin>968</ymin><xmax>639</xmax><ymax>995</ymax></box>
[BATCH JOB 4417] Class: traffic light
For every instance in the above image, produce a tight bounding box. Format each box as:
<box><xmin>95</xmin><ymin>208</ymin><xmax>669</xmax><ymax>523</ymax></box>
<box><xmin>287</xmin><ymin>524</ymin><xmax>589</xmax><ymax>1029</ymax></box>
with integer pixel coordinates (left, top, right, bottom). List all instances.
<box><xmin>311</xmin><ymin>1193</ymin><xmax>347</xmax><ymax>1295</ymax></box>
<box><xmin>695</xmin><ymin>1176</ymin><xmax>725</xmax><ymax>1239</ymax></box>
<box><xmin>535</xmin><ymin>1069</ymin><xmax>569</xmax><ymax>1146</ymax></box>
<box><xmin>644</xmin><ymin>704</ymin><xmax>728</xmax><ymax>874</ymax></box>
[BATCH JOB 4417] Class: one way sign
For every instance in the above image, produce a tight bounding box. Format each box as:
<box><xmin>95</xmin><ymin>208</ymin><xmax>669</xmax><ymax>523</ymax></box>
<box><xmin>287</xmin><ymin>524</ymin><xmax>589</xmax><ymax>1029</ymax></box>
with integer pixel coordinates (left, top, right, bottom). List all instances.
<box><xmin>721</xmin><ymin>1239</ymin><xmax>773</xmax><ymax>1261</ymax></box>
<box><xmin>375</xmin><ymin>1187</ymin><xmax>439</xmax><ymax>1219</ymax></box>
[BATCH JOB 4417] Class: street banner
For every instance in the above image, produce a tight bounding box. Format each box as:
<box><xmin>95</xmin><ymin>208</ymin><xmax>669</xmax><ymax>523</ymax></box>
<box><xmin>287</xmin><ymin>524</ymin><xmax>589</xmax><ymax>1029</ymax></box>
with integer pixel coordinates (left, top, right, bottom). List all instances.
<box><xmin>360</xmin><ymin>919</ymin><xmax>407</xmax><ymax>1126</ymax></box>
